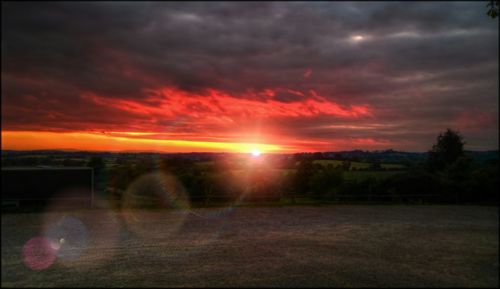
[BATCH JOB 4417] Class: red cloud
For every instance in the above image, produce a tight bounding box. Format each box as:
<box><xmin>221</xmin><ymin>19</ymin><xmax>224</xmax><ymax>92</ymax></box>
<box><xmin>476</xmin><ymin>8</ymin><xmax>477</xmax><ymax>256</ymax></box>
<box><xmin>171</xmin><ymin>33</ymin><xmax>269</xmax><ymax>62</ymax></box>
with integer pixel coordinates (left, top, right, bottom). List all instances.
<box><xmin>82</xmin><ymin>86</ymin><xmax>372</xmax><ymax>123</ymax></box>
<box><xmin>455</xmin><ymin>111</ymin><xmax>498</xmax><ymax>131</ymax></box>
<box><xmin>77</xmin><ymin>86</ymin><xmax>374</xmax><ymax>149</ymax></box>
<box><xmin>304</xmin><ymin>68</ymin><xmax>312</xmax><ymax>78</ymax></box>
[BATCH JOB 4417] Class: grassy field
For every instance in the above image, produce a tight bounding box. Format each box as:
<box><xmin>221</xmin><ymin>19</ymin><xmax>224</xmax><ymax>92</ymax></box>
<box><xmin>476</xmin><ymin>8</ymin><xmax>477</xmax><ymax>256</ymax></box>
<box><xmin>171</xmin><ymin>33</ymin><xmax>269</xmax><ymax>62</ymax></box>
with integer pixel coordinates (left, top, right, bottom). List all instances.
<box><xmin>2</xmin><ymin>205</ymin><xmax>498</xmax><ymax>287</ymax></box>
<box><xmin>313</xmin><ymin>160</ymin><xmax>406</xmax><ymax>170</ymax></box>
<box><xmin>314</xmin><ymin>159</ymin><xmax>369</xmax><ymax>169</ymax></box>
<box><xmin>196</xmin><ymin>160</ymin><xmax>406</xmax><ymax>171</ymax></box>
<box><xmin>220</xmin><ymin>168</ymin><xmax>401</xmax><ymax>182</ymax></box>
<box><xmin>343</xmin><ymin>170</ymin><xmax>402</xmax><ymax>181</ymax></box>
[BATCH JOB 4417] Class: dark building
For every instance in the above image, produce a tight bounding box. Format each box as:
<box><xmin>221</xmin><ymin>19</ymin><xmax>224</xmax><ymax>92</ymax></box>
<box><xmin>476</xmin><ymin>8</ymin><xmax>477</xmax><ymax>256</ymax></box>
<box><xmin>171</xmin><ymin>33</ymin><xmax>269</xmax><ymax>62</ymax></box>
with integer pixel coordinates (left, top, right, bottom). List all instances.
<box><xmin>2</xmin><ymin>167</ymin><xmax>93</xmax><ymax>208</ymax></box>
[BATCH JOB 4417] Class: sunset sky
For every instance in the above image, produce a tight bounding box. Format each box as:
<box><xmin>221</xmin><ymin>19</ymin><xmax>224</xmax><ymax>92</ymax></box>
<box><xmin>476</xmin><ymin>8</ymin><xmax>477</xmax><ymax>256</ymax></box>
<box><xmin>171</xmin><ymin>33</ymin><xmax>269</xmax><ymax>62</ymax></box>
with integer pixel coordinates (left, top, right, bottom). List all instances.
<box><xmin>2</xmin><ymin>2</ymin><xmax>498</xmax><ymax>153</ymax></box>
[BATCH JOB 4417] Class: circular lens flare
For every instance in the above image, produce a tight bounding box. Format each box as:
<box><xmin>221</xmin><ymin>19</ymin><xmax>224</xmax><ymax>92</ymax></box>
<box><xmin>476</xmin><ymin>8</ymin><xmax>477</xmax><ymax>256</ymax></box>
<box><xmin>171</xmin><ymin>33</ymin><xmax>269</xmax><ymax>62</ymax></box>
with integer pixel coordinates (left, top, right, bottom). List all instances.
<box><xmin>22</xmin><ymin>236</ymin><xmax>57</xmax><ymax>270</ymax></box>
<box><xmin>120</xmin><ymin>172</ymin><xmax>190</xmax><ymax>239</ymax></box>
<box><xmin>45</xmin><ymin>216</ymin><xmax>89</xmax><ymax>262</ymax></box>
<box><xmin>41</xmin><ymin>192</ymin><xmax>122</xmax><ymax>268</ymax></box>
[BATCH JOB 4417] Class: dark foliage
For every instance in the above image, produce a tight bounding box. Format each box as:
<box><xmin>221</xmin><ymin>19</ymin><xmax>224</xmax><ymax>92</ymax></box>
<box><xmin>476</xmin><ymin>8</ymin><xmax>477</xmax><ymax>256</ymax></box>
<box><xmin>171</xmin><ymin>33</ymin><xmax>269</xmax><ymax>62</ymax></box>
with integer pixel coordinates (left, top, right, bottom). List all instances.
<box><xmin>427</xmin><ymin>128</ymin><xmax>465</xmax><ymax>172</ymax></box>
<box><xmin>3</xmin><ymin>129</ymin><xmax>498</xmax><ymax>207</ymax></box>
<box><xmin>487</xmin><ymin>0</ymin><xmax>499</xmax><ymax>18</ymax></box>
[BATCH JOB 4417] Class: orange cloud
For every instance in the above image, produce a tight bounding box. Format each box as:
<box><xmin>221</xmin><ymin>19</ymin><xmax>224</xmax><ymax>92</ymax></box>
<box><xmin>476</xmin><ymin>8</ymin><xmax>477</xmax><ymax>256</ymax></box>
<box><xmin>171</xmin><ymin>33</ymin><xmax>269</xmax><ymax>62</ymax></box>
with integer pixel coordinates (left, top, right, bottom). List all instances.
<box><xmin>1</xmin><ymin>131</ymin><xmax>288</xmax><ymax>153</ymax></box>
<box><xmin>4</xmin><ymin>86</ymin><xmax>376</xmax><ymax>153</ymax></box>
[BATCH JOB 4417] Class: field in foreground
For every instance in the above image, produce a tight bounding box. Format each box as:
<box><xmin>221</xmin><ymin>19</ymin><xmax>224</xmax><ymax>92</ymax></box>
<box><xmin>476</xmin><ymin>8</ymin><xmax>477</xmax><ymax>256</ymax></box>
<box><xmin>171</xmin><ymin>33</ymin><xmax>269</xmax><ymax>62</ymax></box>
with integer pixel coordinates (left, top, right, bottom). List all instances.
<box><xmin>1</xmin><ymin>205</ymin><xmax>498</xmax><ymax>287</ymax></box>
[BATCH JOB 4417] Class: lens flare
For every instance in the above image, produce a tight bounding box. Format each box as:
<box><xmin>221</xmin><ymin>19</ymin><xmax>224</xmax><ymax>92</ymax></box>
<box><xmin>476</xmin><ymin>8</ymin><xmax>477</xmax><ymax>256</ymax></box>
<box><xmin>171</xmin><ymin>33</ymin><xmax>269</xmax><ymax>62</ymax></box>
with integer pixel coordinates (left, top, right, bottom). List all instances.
<box><xmin>120</xmin><ymin>172</ymin><xmax>190</xmax><ymax>239</ymax></box>
<box><xmin>41</xmin><ymin>190</ymin><xmax>122</xmax><ymax>268</ymax></box>
<box><xmin>44</xmin><ymin>216</ymin><xmax>89</xmax><ymax>262</ymax></box>
<box><xmin>22</xmin><ymin>236</ymin><xmax>57</xmax><ymax>270</ymax></box>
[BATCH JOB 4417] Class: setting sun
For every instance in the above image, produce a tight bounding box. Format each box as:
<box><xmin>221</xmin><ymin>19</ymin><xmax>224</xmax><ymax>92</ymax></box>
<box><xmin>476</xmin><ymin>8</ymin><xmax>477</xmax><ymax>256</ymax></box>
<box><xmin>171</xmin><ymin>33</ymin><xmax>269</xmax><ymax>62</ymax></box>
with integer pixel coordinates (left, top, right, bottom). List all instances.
<box><xmin>1</xmin><ymin>2</ymin><xmax>499</xmax><ymax>288</ymax></box>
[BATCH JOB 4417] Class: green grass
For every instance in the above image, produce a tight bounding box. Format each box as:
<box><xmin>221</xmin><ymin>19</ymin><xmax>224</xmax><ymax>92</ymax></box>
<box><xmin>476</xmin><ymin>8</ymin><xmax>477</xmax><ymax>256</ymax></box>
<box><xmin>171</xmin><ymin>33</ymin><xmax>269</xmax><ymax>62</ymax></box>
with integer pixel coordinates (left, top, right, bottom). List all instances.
<box><xmin>313</xmin><ymin>159</ymin><xmax>344</xmax><ymax>166</ymax></box>
<box><xmin>344</xmin><ymin>170</ymin><xmax>401</xmax><ymax>181</ymax></box>
<box><xmin>313</xmin><ymin>159</ymin><xmax>371</xmax><ymax>169</ymax></box>
<box><xmin>194</xmin><ymin>160</ymin><xmax>406</xmax><ymax>173</ymax></box>
<box><xmin>212</xmin><ymin>167</ymin><xmax>402</xmax><ymax>182</ymax></box>
<box><xmin>381</xmin><ymin>163</ymin><xmax>406</xmax><ymax>169</ymax></box>
<box><xmin>311</xmin><ymin>160</ymin><xmax>406</xmax><ymax>170</ymax></box>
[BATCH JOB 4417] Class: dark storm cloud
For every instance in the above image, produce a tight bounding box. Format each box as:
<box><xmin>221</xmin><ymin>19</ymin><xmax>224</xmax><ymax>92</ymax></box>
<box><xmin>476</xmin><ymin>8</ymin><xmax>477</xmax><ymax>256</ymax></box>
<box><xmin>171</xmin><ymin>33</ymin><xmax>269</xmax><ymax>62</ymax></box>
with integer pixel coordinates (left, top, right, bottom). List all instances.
<box><xmin>2</xmin><ymin>1</ymin><xmax>498</xmax><ymax>150</ymax></box>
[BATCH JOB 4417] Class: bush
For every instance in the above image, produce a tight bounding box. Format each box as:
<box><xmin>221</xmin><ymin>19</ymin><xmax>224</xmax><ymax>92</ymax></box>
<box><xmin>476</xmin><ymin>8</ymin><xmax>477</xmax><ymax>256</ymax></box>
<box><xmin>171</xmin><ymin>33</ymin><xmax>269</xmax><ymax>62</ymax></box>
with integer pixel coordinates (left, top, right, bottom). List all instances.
<box><xmin>309</xmin><ymin>166</ymin><xmax>343</xmax><ymax>200</ymax></box>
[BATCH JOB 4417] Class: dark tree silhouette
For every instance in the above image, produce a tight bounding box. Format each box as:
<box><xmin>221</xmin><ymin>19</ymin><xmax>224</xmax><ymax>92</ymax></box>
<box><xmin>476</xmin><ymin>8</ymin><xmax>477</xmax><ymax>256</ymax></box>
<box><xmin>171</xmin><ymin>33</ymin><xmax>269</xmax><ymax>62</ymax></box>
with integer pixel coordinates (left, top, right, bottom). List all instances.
<box><xmin>369</xmin><ymin>160</ymin><xmax>382</xmax><ymax>171</ymax></box>
<box><xmin>309</xmin><ymin>165</ymin><xmax>343</xmax><ymax>200</ymax></box>
<box><xmin>87</xmin><ymin>156</ymin><xmax>104</xmax><ymax>171</ymax></box>
<box><xmin>293</xmin><ymin>159</ymin><xmax>315</xmax><ymax>197</ymax></box>
<box><xmin>487</xmin><ymin>0</ymin><xmax>499</xmax><ymax>18</ymax></box>
<box><xmin>427</xmin><ymin>128</ymin><xmax>465</xmax><ymax>172</ymax></box>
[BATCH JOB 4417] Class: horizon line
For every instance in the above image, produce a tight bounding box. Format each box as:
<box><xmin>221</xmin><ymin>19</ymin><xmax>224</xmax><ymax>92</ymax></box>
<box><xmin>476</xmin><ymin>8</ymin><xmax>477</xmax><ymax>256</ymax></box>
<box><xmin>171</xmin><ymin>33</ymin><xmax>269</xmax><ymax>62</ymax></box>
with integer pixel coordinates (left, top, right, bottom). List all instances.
<box><xmin>2</xmin><ymin>148</ymin><xmax>499</xmax><ymax>154</ymax></box>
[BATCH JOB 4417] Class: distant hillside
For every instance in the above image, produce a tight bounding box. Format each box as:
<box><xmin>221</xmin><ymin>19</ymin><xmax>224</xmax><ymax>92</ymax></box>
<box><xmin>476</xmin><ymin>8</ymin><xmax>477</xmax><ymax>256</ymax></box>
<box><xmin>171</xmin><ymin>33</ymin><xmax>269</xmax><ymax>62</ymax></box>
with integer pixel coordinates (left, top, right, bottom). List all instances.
<box><xmin>464</xmin><ymin>150</ymin><xmax>499</xmax><ymax>164</ymax></box>
<box><xmin>296</xmin><ymin>149</ymin><xmax>498</xmax><ymax>165</ymax></box>
<box><xmin>2</xmin><ymin>149</ymin><xmax>498</xmax><ymax>165</ymax></box>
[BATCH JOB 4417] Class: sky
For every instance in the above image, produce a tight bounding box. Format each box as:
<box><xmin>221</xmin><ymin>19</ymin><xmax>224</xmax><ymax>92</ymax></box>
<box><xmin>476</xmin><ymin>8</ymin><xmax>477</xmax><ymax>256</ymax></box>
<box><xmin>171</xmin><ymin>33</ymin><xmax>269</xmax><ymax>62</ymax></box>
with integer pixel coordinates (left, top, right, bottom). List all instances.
<box><xmin>1</xmin><ymin>2</ymin><xmax>498</xmax><ymax>153</ymax></box>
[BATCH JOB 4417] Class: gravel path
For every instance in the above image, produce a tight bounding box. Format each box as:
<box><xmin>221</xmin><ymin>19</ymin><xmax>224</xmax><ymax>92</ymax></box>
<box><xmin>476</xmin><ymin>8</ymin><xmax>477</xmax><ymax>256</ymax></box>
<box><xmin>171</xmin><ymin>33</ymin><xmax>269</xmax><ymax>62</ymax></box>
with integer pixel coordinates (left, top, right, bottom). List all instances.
<box><xmin>2</xmin><ymin>205</ymin><xmax>498</xmax><ymax>287</ymax></box>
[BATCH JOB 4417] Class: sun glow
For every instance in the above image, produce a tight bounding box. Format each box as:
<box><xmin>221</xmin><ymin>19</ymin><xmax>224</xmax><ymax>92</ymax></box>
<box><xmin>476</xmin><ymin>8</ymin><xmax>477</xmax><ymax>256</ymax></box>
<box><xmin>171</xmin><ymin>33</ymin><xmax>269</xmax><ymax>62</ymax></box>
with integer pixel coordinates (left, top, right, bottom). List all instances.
<box><xmin>251</xmin><ymin>149</ymin><xmax>261</xmax><ymax>157</ymax></box>
<box><xmin>350</xmin><ymin>35</ymin><xmax>368</xmax><ymax>42</ymax></box>
<box><xmin>1</xmin><ymin>131</ymin><xmax>284</xmax><ymax>153</ymax></box>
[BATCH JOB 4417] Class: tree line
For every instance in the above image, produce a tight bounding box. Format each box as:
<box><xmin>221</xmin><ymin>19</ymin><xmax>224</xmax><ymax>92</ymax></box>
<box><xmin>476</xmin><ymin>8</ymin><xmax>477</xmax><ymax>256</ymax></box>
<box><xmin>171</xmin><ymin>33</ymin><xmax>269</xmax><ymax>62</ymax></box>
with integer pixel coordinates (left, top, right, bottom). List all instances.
<box><xmin>87</xmin><ymin>129</ymin><xmax>497</xmax><ymax>208</ymax></box>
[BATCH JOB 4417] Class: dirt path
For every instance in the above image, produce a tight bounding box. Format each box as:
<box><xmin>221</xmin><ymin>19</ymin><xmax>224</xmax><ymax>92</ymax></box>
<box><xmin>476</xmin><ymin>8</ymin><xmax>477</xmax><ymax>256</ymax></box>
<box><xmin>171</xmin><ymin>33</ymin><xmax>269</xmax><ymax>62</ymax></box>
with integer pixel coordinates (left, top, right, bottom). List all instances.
<box><xmin>2</xmin><ymin>205</ymin><xmax>498</xmax><ymax>287</ymax></box>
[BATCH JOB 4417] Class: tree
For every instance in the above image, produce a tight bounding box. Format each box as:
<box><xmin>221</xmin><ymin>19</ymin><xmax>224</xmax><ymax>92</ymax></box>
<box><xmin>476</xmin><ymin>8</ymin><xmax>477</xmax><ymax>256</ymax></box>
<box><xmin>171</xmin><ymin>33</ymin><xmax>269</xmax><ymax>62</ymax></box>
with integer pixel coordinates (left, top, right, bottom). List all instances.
<box><xmin>309</xmin><ymin>165</ymin><xmax>344</xmax><ymax>200</ymax></box>
<box><xmin>87</xmin><ymin>156</ymin><xmax>105</xmax><ymax>171</ymax></box>
<box><xmin>427</xmin><ymin>128</ymin><xmax>465</xmax><ymax>172</ymax></box>
<box><xmin>470</xmin><ymin>159</ymin><xmax>499</xmax><ymax>203</ymax></box>
<box><xmin>280</xmin><ymin>172</ymin><xmax>297</xmax><ymax>204</ymax></box>
<box><xmin>440</xmin><ymin>155</ymin><xmax>475</xmax><ymax>203</ymax></box>
<box><xmin>341</xmin><ymin>160</ymin><xmax>351</xmax><ymax>171</ymax></box>
<box><xmin>293</xmin><ymin>159</ymin><xmax>315</xmax><ymax>196</ymax></box>
<box><xmin>159</xmin><ymin>157</ymin><xmax>196</xmax><ymax>176</ymax></box>
<box><xmin>487</xmin><ymin>0</ymin><xmax>499</xmax><ymax>18</ymax></box>
<box><xmin>369</xmin><ymin>160</ymin><xmax>382</xmax><ymax>171</ymax></box>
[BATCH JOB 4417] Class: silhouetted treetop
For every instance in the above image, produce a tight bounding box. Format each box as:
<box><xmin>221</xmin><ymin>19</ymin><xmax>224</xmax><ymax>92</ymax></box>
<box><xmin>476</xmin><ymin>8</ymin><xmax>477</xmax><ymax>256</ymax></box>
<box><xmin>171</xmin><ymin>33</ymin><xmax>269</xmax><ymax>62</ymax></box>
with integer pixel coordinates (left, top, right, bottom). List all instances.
<box><xmin>487</xmin><ymin>0</ymin><xmax>499</xmax><ymax>18</ymax></box>
<box><xmin>427</xmin><ymin>128</ymin><xmax>465</xmax><ymax>172</ymax></box>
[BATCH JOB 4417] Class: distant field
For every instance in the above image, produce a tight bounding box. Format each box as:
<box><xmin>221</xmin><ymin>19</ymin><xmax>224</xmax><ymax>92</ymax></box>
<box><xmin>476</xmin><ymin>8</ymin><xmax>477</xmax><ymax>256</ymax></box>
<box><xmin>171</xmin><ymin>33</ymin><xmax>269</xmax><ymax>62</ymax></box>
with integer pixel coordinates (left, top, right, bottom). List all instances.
<box><xmin>196</xmin><ymin>160</ymin><xmax>406</xmax><ymax>171</ymax></box>
<box><xmin>195</xmin><ymin>161</ymin><xmax>213</xmax><ymax>169</ymax></box>
<box><xmin>314</xmin><ymin>159</ymin><xmax>369</xmax><ymax>169</ymax></box>
<box><xmin>220</xmin><ymin>168</ymin><xmax>401</xmax><ymax>182</ymax></box>
<box><xmin>381</xmin><ymin>163</ymin><xmax>406</xmax><ymax>169</ymax></box>
<box><xmin>2</xmin><ymin>206</ymin><xmax>498</xmax><ymax>287</ymax></box>
<box><xmin>313</xmin><ymin>159</ymin><xmax>406</xmax><ymax>170</ymax></box>
<box><xmin>344</xmin><ymin>170</ymin><xmax>402</xmax><ymax>181</ymax></box>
